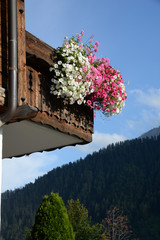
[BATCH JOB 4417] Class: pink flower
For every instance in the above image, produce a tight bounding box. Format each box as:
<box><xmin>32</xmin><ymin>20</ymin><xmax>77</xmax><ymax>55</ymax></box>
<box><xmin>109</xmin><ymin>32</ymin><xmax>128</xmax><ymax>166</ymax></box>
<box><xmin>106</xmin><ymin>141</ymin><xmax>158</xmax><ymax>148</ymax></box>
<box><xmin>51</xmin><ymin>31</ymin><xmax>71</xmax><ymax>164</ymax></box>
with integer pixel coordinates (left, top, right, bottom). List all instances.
<box><xmin>95</xmin><ymin>41</ymin><xmax>99</xmax><ymax>47</ymax></box>
<box><xmin>82</xmin><ymin>66</ymin><xmax>87</xmax><ymax>72</ymax></box>
<box><xmin>89</xmin><ymin>39</ymin><xmax>92</xmax><ymax>43</ymax></box>
<box><xmin>77</xmin><ymin>37</ymin><xmax>82</xmax><ymax>42</ymax></box>
<box><xmin>79</xmin><ymin>44</ymin><xmax>83</xmax><ymax>49</ymax></box>
<box><xmin>88</xmin><ymin>55</ymin><xmax>94</xmax><ymax>63</ymax></box>
<box><xmin>86</xmin><ymin>47</ymin><xmax>91</xmax><ymax>52</ymax></box>
<box><xmin>112</xmin><ymin>92</ymin><xmax>117</xmax><ymax>97</ymax></box>
<box><xmin>94</xmin><ymin>48</ymin><xmax>98</xmax><ymax>53</ymax></box>
<box><xmin>87</xmin><ymin>100</ymin><xmax>92</xmax><ymax>106</ymax></box>
<box><xmin>76</xmin><ymin>33</ymin><xmax>81</xmax><ymax>37</ymax></box>
<box><xmin>106</xmin><ymin>58</ymin><xmax>110</xmax><ymax>63</ymax></box>
<box><xmin>81</xmin><ymin>30</ymin><xmax>84</xmax><ymax>35</ymax></box>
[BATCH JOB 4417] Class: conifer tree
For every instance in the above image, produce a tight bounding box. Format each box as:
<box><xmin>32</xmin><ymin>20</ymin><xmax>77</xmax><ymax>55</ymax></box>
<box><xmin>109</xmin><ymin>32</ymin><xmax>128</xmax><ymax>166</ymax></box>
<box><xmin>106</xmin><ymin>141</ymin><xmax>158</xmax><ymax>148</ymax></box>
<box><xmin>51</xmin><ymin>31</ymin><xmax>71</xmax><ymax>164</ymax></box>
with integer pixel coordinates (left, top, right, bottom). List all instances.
<box><xmin>31</xmin><ymin>192</ymin><xmax>75</xmax><ymax>240</ymax></box>
<box><xmin>67</xmin><ymin>199</ymin><xmax>105</xmax><ymax>240</ymax></box>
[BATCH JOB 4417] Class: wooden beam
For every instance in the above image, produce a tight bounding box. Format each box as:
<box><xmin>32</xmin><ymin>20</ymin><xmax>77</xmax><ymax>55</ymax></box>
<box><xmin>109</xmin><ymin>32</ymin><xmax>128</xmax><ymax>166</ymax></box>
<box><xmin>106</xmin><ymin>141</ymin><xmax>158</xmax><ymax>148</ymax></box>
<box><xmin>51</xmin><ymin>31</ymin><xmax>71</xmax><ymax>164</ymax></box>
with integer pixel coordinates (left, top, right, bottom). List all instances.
<box><xmin>17</xmin><ymin>0</ymin><xmax>27</xmax><ymax>106</ymax></box>
<box><xmin>26</xmin><ymin>31</ymin><xmax>57</xmax><ymax>67</ymax></box>
<box><xmin>9</xmin><ymin>104</ymin><xmax>38</xmax><ymax>123</ymax></box>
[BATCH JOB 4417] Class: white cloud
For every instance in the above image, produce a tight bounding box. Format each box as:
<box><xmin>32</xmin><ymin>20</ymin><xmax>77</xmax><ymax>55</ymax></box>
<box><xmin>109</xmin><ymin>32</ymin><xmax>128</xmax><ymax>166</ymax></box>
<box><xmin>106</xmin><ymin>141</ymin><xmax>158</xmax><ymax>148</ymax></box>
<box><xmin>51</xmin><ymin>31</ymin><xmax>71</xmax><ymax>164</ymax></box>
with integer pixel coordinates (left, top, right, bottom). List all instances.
<box><xmin>76</xmin><ymin>131</ymin><xmax>126</xmax><ymax>153</ymax></box>
<box><xmin>2</xmin><ymin>152</ymin><xmax>59</xmax><ymax>192</ymax></box>
<box><xmin>125</xmin><ymin>88</ymin><xmax>160</xmax><ymax>137</ymax></box>
<box><xmin>130</xmin><ymin>88</ymin><xmax>160</xmax><ymax>109</ymax></box>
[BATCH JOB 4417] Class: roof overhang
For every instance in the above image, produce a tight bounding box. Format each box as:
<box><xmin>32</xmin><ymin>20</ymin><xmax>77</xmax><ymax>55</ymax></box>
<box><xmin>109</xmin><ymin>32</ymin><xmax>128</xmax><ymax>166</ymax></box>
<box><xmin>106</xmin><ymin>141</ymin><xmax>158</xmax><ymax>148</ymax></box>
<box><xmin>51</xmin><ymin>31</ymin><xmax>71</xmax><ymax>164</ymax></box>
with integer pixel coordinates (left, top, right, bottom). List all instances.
<box><xmin>2</xmin><ymin>119</ymin><xmax>84</xmax><ymax>159</ymax></box>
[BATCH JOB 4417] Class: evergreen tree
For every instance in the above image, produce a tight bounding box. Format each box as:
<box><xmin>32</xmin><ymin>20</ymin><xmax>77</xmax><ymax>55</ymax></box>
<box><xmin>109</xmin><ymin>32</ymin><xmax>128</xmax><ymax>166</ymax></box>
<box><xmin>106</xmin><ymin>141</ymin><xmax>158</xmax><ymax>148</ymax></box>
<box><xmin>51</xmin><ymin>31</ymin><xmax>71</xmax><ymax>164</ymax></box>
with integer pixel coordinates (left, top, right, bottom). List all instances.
<box><xmin>31</xmin><ymin>192</ymin><xmax>75</xmax><ymax>240</ymax></box>
<box><xmin>67</xmin><ymin>199</ymin><xmax>104</xmax><ymax>240</ymax></box>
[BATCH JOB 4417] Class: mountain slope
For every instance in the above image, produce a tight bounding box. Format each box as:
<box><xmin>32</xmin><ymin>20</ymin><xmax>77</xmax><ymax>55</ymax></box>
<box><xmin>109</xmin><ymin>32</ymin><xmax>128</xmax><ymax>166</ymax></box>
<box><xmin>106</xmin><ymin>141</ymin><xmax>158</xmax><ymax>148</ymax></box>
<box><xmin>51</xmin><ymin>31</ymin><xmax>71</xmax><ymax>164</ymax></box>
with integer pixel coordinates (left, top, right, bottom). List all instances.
<box><xmin>2</xmin><ymin>136</ymin><xmax>160</xmax><ymax>240</ymax></box>
<box><xmin>139</xmin><ymin>126</ymin><xmax>160</xmax><ymax>139</ymax></box>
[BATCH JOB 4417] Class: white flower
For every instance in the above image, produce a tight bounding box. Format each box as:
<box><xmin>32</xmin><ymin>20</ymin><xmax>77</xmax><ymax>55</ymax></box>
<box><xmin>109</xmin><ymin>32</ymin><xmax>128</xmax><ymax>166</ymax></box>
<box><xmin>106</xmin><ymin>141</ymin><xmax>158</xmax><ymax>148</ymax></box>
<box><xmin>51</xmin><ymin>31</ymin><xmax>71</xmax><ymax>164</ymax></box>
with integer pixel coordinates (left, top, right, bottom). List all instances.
<box><xmin>54</xmin><ymin>64</ymin><xmax>58</xmax><ymax>68</ymax></box>
<box><xmin>49</xmin><ymin>67</ymin><xmax>54</xmax><ymax>72</ymax></box>
<box><xmin>53</xmin><ymin>90</ymin><xmax>58</xmax><ymax>95</ymax></box>
<box><xmin>55</xmin><ymin>71</ymin><xmax>60</xmax><ymax>76</ymax></box>
<box><xmin>58</xmin><ymin>61</ymin><xmax>62</xmax><ymax>65</ymax></box>
<box><xmin>53</xmin><ymin>79</ymin><xmax>58</xmax><ymax>84</ymax></box>
<box><xmin>77</xmin><ymin>100</ymin><xmax>82</xmax><ymax>105</ymax></box>
<box><xmin>59</xmin><ymin>78</ymin><xmax>64</xmax><ymax>83</ymax></box>
<box><xmin>50</xmin><ymin>36</ymin><xmax>94</xmax><ymax>105</ymax></box>
<box><xmin>50</xmin><ymin>86</ymin><xmax>55</xmax><ymax>91</ymax></box>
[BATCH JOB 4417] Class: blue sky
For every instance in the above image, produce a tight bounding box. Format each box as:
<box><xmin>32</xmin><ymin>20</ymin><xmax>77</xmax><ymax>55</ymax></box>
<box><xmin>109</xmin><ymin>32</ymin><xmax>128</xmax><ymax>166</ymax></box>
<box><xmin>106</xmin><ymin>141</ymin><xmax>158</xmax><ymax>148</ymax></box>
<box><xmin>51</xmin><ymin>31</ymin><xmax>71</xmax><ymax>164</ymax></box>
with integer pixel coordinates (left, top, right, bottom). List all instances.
<box><xmin>2</xmin><ymin>0</ymin><xmax>160</xmax><ymax>192</ymax></box>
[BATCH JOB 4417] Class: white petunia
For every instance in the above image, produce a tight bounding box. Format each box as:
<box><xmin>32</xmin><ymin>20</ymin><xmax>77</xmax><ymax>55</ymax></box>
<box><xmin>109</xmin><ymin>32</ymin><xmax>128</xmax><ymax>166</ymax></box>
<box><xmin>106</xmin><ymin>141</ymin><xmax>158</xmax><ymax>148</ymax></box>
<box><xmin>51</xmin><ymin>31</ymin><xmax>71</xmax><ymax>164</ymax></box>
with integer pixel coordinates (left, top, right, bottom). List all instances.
<box><xmin>54</xmin><ymin>64</ymin><xmax>59</xmax><ymax>69</ymax></box>
<box><xmin>77</xmin><ymin>100</ymin><xmax>82</xmax><ymax>105</ymax></box>
<box><xmin>49</xmin><ymin>67</ymin><xmax>54</xmax><ymax>72</ymax></box>
<box><xmin>55</xmin><ymin>71</ymin><xmax>60</xmax><ymax>76</ymax></box>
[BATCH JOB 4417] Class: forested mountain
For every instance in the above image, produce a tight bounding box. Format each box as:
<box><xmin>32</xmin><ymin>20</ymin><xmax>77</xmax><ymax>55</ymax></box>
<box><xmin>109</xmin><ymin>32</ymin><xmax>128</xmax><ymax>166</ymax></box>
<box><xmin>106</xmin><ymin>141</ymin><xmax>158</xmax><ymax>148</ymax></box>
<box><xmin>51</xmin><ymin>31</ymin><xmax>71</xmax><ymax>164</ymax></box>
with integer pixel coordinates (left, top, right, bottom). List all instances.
<box><xmin>1</xmin><ymin>136</ymin><xmax>160</xmax><ymax>240</ymax></box>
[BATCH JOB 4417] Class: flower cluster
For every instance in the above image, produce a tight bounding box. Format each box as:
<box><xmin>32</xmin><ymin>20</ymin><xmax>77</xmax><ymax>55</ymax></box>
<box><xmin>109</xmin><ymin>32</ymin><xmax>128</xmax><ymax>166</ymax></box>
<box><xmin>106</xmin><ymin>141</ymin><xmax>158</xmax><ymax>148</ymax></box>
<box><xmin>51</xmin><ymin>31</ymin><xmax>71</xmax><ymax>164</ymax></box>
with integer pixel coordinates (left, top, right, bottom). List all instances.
<box><xmin>49</xmin><ymin>31</ymin><xmax>94</xmax><ymax>105</ymax></box>
<box><xmin>50</xmin><ymin>31</ymin><xmax>127</xmax><ymax>117</ymax></box>
<box><xmin>86</xmin><ymin>57</ymin><xmax>127</xmax><ymax>117</ymax></box>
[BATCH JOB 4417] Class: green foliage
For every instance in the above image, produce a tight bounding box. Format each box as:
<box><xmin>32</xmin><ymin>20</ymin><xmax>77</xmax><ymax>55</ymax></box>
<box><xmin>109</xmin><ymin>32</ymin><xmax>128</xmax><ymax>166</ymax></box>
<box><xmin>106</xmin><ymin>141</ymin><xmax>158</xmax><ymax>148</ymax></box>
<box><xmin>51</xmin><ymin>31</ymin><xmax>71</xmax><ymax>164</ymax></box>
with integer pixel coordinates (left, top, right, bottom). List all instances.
<box><xmin>31</xmin><ymin>192</ymin><xmax>74</xmax><ymax>240</ymax></box>
<box><xmin>67</xmin><ymin>199</ymin><xmax>89</xmax><ymax>237</ymax></box>
<box><xmin>2</xmin><ymin>136</ymin><xmax>160</xmax><ymax>240</ymax></box>
<box><xmin>67</xmin><ymin>199</ymin><xmax>105</xmax><ymax>240</ymax></box>
<box><xmin>24</xmin><ymin>228</ymin><xmax>32</xmax><ymax>240</ymax></box>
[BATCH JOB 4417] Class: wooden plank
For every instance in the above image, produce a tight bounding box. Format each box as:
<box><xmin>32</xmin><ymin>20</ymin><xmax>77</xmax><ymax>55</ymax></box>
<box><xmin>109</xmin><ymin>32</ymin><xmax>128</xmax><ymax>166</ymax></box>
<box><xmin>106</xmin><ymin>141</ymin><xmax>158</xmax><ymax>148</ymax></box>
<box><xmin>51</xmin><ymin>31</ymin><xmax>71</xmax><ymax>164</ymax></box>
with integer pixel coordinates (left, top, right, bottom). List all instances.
<box><xmin>26</xmin><ymin>31</ymin><xmax>57</xmax><ymax>67</ymax></box>
<box><xmin>0</xmin><ymin>0</ymin><xmax>8</xmax><ymax>91</ymax></box>
<box><xmin>17</xmin><ymin>0</ymin><xmax>27</xmax><ymax>106</ymax></box>
<box><xmin>32</xmin><ymin>111</ymin><xmax>93</xmax><ymax>143</ymax></box>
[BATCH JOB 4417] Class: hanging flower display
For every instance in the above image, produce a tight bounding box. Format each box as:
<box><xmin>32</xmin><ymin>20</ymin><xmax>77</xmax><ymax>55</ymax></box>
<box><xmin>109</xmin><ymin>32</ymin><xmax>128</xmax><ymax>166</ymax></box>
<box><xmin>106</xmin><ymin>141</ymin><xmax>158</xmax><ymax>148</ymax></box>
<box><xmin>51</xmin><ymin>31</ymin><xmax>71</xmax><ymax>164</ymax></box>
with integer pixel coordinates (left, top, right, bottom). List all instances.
<box><xmin>49</xmin><ymin>30</ymin><xmax>127</xmax><ymax>117</ymax></box>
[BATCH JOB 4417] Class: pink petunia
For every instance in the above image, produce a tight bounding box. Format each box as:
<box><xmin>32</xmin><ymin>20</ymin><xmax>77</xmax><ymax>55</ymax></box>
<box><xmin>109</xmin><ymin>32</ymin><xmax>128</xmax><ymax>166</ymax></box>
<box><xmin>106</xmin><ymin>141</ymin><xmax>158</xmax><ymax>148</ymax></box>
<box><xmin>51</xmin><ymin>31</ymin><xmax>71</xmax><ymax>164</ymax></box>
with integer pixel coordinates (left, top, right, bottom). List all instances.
<box><xmin>87</xmin><ymin>100</ymin><xmax>92</xmax><ymax>106</ymax></box>
<box><xmin>76</xmin><ymin>33</ymin><xmax>81</xmax><ymax>38</ymax></box>
<box><xmin>77</xmin><ymin>37</ymin><xmax>82</xmax><ymax>42</ymax></box>
<box><xmin>86</xmin><ymin>47</ymin><xmax>91</xmax><ymax>52</ymax></box>
<box><xmin>81</xmin><ymin>30</ymin><xmax>84</xmax><ymax>35</ymax></box>
<box><xmin>82</xmin><ymin>66</ymin><xmax>87</xmax><ymax>73</ymax></box>
<box><xmin>112</xmin><ymin>92</ymin><xmax>117</xmax><ymax>97</ymax></box>
<box><xmin>106</xmin><ymin>86</ymin><xmax>111</xmax><ymax>91</ymax></box>
<box><xmin>95</xmin><ymin>41</ymin><xmax>99</xmax><ymax>47</ymax></box>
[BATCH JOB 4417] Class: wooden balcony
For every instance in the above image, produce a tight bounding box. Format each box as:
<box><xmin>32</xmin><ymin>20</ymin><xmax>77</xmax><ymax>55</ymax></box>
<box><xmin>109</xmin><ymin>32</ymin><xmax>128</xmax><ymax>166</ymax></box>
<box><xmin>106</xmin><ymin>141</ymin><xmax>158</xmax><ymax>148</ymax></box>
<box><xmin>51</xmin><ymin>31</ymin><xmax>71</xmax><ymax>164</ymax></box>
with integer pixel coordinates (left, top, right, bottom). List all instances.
<box><xmin>0</xmin><ymin>0</ymin><xmax>93</xmax><ymax>158</ymax></box>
